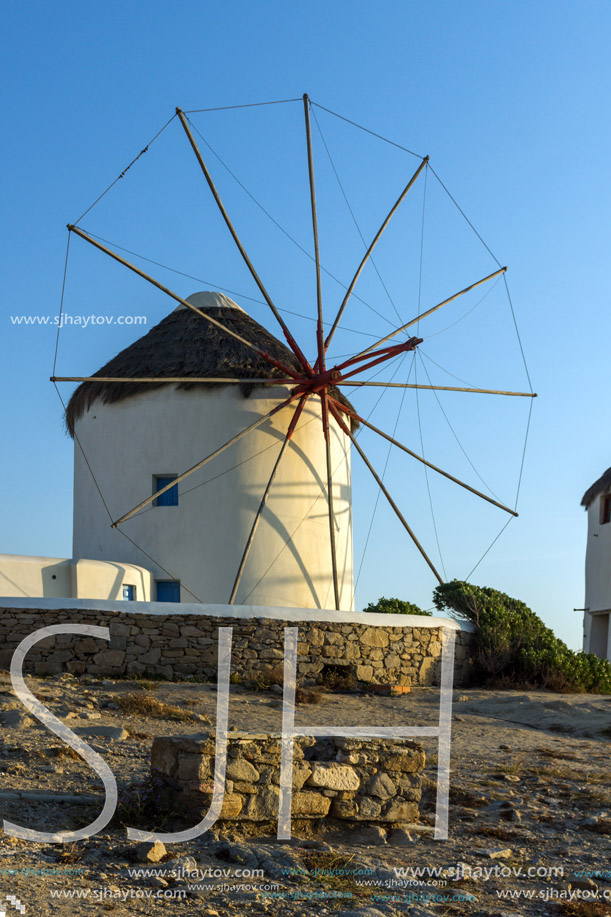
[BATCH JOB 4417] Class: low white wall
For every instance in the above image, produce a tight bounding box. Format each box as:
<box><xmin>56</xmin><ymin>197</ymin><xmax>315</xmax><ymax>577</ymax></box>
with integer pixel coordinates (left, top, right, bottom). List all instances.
<box><xmin>0</xmin><ymin>555</ymin><xmax>153</xmax><ymax>602</ymax></box>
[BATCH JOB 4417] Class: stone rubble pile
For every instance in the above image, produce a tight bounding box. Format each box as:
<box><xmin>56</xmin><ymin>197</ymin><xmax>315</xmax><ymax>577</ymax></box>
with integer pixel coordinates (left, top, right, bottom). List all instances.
<box><xmin>151</xmin><ymin>732</ymin><xmax>425</xmax><ymax>826</ymax></box>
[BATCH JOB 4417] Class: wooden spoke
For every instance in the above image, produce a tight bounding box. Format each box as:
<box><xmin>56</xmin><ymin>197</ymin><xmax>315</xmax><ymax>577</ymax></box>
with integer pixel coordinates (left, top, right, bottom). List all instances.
<box><xmin>328</xmin><ymin>402</ymin><xmax>444</xmax><ymax>585</ymax></box>
<box><xmin>67</xmin><ymin>225</ymin><xmax>300</xmax><ymax>381</ymax></box>
<box><xmin>113</xmin><ymin>392</ymin><xmax>302</xmax><ymax>527</ymax></box>
<box><xmin>328</xmin><ymin>396</ymin><xmax>518</xmax><ymax>517</ymax></box>
<box><xmin>337</xmin><ymin>381</ymin><xmax>537</xmax><ymax>397</ymax></box>
<box><xmin>51</xmin><ymin>376</ymin><xmax>294</xmax><ymax>385</ymax></box>
<box><xmin>229</xmin><ymin>395</ymin><xmax>309</xmax><ymax>604</ymax></box>
<box><xmin>324</xmin><ymin>156</ymin><xmax>429</xmax><ymax>353</ymax></box>
<box><xmin>303</xmin><ymin>94</ymin><xmax>325</xmax><ymax>372</ymax></box>
<box><xmin>176</xmin><ymin>108</ymin><xmax>313</xmax><ymax>377</ymax></box>
<box><xmin>321</xmin><ymin>391</ymin><xmax>340</xmax><ymax>610</ymax></box>
<box><xmin>352</xmin><ymin>267</ymin><xmax>507</xmax><ymax>360</ymax></box>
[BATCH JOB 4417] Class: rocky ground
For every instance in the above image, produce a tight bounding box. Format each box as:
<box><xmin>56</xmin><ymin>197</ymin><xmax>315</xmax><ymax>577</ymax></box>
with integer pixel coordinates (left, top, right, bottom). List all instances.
<box><xmin>0</xmin><ymin>672</ymin><xmax>610</xmax><ymax>916</ymax></box>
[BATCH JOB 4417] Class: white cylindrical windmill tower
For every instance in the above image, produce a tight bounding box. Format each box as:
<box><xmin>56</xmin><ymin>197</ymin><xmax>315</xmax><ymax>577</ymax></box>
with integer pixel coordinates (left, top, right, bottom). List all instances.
<box><xmin>68</xmin><ymin>291</ymin><xmax>354</xmax><ymax>609</ymax></box>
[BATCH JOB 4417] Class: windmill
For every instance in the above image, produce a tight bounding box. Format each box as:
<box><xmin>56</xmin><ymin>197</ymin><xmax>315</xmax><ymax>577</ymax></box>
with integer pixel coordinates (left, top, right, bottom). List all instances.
<box><xmin>52</xmin><ymin>96</ymin><xmax>535</xmax><ymax>610</ymax></box>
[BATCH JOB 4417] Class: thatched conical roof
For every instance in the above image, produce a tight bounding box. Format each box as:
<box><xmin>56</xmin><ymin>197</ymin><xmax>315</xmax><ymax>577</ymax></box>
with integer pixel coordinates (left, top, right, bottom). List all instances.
<box><xmin>65</xmin><ymin>291</ymin><xmax>356</xmax><ymax>436</ymax></box>
<box><xmin>582</xmin><ymin>466</ymin><xmax>611</xmax><ymax>508</ymax></box>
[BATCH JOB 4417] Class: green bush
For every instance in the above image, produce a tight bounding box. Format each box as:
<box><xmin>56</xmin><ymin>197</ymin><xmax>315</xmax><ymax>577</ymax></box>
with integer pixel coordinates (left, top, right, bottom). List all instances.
<box><xmin>364</xmin><ymin>596</ymin><xmax>431</xmax><ymax>616</ymax></box>
<box><xmin>433</xmin><ymin>580</ymin><xmax>611</xmax><ymax>694</ymax></box>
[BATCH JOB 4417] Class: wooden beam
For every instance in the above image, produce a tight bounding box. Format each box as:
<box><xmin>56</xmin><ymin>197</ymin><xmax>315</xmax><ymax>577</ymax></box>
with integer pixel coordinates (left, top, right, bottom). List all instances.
<box><xmin>303</xmin><ymin>94</ymin><xmax>325</xmax><ymax>372</ymax></box>
<box><xmin>328</xmin><ymin>401</ymin><xmax>444</xmax><ymax>585</ymax></box>
<box><xmin>352</xmin><ymin>266</ymin><xmax>507</xmax><ymax>360</ymax></box>
<box><xmin>338</xmin><ymin>381</ymin><xmax>537</xmax><ymax>397</ymax></box>
<box><xmin>324</xmin><ymin>155</ymin><xmax>429</xmax><ymax>352</ymax></box>
<box><xmin>175</xmin><ymin>107</ymin><xmax>313</xmax><ymax>377</ymax></box>
<box><xmin>328</xmin><ymin>396</ymin><xmax>518</xmax><ymax>517</ymax></box>
<box><xmin>112</xmin><ymin>393</ymin><xmax>301</xmax><ymax>527</ymax></box>
<box><xmin>67</xmin><ymin>224</ymin><xmax>299</xmax><ymax>381</ymax></box>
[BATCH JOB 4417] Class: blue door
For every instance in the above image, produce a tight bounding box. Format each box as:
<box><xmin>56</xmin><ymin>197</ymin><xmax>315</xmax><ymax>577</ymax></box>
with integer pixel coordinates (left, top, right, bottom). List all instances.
<box><xmin>156</xmin><ymin>580</ymin><xmax>181</xmax><ymax>602</ymax></box>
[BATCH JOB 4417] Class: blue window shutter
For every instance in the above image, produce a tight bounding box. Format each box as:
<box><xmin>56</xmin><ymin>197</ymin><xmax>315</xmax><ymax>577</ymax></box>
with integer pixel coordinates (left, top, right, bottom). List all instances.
<box><xmin>154</xmin><ymin>476</ymin><xmax>178</xmax><ymax>507</ymax></box>
<box><xmin>122</xmin><ymin>585</ymin><xmax>135</xmax><ymax>600</ymax></box>
<box><xmin>156</xmin><ymin>581</ymin><xmax>181</xmax><ymax>603</ymax></box>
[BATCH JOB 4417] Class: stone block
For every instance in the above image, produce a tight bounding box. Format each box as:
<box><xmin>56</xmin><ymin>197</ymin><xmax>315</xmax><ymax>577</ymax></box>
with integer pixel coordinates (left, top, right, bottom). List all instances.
<box><xmin>243</xmin><ymin>785</ymin><xmax>280</xmax><ymax>820</ymax></box>
<box><xmin>291</xmin><ymin>792</ymin><xmax>331</xmax><ymax>817</ymax></box>
<box><xmin>356</xmin><ymin>665</ymin><xmax>374</xmax><ymax>682</ymax></box>
<box><xmin>226</xmin><ymin>758</ymin><xmax>260</xmax><ymax>783</ymax></box>
<box><xmin>307</xmin><ymin>763</ymin><xmax>360</xmax><ymax>791</ymax></box>
<box><xmin>361</xmin><ymin>628</ymin><xmax>389</xmax><ymax>648</ymax></box>
<box><xmin>367</xmin><ymin>772</ymin><xmax>397</xmax><ymax>800</ymax></box>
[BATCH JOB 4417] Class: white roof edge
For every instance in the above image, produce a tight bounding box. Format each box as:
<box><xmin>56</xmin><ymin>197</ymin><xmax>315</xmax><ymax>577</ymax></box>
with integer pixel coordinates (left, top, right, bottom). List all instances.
<box><xmin>0</xmin><ymin>597</ymin><xmax>475</xmax><ymax>631</ymax></box>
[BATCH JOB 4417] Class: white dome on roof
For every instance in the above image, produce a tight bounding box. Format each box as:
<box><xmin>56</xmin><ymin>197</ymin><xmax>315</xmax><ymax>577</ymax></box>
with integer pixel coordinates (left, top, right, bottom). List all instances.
<box><xmin>174</xmin><ymin>290</ymin><xmax>246</xmax><ymax>313</ymax></box>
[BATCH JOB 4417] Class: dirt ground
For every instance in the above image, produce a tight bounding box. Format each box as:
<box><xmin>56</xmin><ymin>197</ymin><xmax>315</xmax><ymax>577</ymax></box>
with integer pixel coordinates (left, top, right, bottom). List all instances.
<box><xmin>0</xmin><ymin>671</ymin><xmax>610</xmax><ymax>916</ymax></box>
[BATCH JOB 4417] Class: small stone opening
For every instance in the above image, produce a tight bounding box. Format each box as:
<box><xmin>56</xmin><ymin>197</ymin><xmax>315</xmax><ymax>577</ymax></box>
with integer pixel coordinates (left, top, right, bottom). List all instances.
<box><xmin>318</xmin><ymin>663</ymin><xmax>358</xmax><ymax>692</ymax></box>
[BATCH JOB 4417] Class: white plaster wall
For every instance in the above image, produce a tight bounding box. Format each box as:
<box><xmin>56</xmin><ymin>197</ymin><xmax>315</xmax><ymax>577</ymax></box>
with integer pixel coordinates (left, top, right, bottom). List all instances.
<box><xmin>583</xmin><ymin>495</ymin><xmax>611</xmax><ymax>658</ymax></box>
<box><xmin>73</xmin><ymin>384</ymin><xmax>354</xmax><ymax>609</ymax></box>
<box><xmin>0</xmin><ymin>554</ymin><xmax>153</xmax><ymax>601</ymax></box>
<box><xmin>71</xmin><ymin>559</ymin><xmax>153</xmax><ymax>601</ymax></box>
<box><xmin>0</xmin><ymin>554</ymin><xmax>72</xmax><ymax>599</ymax></box>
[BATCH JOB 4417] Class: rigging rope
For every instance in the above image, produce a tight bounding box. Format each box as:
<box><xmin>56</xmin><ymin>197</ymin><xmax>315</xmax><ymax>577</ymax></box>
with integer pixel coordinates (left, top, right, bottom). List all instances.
<box><xmin>413</xmin><ymin>182</ymin><xmax>447</xmax><ymax>580</ymax></box>
<box><xmin>514</xmin><ymin>397</ymin><xmax>534</xmax><ymax>511</ymax></box>
<box><xmin>69</xmin><ymin>227</ymin><xmax>382</xmax><ymax>341</ymax></box>
<box><xmin>72</xmin><ymin>112</ymin><xmax>177</xmax><ymax>226</ymax></box>
<box><xmin>355</xmin><ymin>354</ymin><xmax>414</xmax><ymax>589</ymax></box>
<box><xmin>464</xmin><ymin>517</ymin><xmax>514</xmax><ymax>583</ymax></box>
<box><xmin>418</xmin><ymin>350</ymin><xmax>479</xmax><ymax>389</ymax></box>
<box><xmin>503</xmin><ymin>273</ymin><xmax>534</xmax><ymax>393</ymax></box>
<box><xmin>52</xmin><ymin>232</ymin><xmax>71</xmax><ymax>376</ymax></box>
<box><xmin>311</xmin><ymin>106</ymin><xmax>404</xmax><ymax>326</ymax></box>
<box><xmin>414</xmin><ymin>359</ymin><xmax>448</xmax><ymax>580</ymax></box>
<box><xmin>184</xmin><ymin>98</ymin><xmax>301</xmax><ymax>113</ymax></box>
<box><xmin>417</xmin><ymin>165</ymin><xmax>428</xmax><ymax>322</ymax></box>
<box><xmin>186</xmin><ymin>116</ymin><xmax>399</xmax><ymax>332</ymax></box>
<box><xmin>310</xmin><ymin>101</ymin><xmax>423</xmax><ymax>160</ymax></box>
<box><xmin>417</xmin><ymin>352</ymin><xmax>501</xmax><ymax>501</ymax></box>
<box><xmin>423</xmin><ymin>276</ymin><xmax>501</xmax><ymax>339</ymax></box>
<box><xmin>427</xmin><ymin>165</ymin><xmax>503</xmax><ymax>268</ymax></box>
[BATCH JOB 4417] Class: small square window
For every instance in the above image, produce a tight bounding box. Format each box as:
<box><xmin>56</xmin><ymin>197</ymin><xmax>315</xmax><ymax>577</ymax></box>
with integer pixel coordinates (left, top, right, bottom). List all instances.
<box><xmin>122</xmin><ymin>584</ymin><xmax>135</xmax><ymax>601</ymax></box>
<box><xmin>156</xmin><ymin>580</ymin><xmax>181</xmax><ymax>602</ymax></box>
<box><xmin>154</xmin><ymin>475</ymin><xmax>178</xmax><ymax>507</ymax></box>
<box><xmin>601</xmin><ymin>494</ymin><xmax>611</xmax><ymax>525</ymax></box>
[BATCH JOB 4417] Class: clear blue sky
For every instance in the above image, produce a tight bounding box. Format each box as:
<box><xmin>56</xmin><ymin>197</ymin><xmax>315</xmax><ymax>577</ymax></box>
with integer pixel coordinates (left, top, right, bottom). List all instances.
<box><xmin>2</xmin><ymin>0</ymin><xmax>610</xmax><ymax>648</ymax></box>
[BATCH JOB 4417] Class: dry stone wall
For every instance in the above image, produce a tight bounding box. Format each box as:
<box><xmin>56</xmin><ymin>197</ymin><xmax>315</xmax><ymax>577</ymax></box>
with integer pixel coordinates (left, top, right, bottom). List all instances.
<box><xmin>151</xmin><ymin>732</ymin><xmax>425</xmax><ymax>826</ymax></box>
<box><xmin>0</xmin><ymin>602</ymin><xmax>473</xmax><ymax>686</ymax></box>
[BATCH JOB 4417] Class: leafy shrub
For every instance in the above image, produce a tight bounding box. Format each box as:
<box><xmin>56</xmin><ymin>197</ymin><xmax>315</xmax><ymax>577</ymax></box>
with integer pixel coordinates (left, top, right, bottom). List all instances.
<box><xmin>364</xmin><ymin>596</ymin><xmax>431</xmax><ymax>616</ymax></box>
<box><xmin>433</xmin><ymin>580</ymin><xmax>611</xmax><ymax>694</ymax></box>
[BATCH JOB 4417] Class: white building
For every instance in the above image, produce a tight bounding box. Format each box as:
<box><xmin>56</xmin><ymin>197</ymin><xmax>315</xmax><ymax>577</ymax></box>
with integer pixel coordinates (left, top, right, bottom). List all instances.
<box><xmin>1</xmin><ymin>292</ymin><xmax>355</xmax><ymax>608</ymax></box>
<box><xmin>67</xmin><ymin>291</ymin><xmax>354</xmax><ymax>609</ymax></box>
<box><xmin>582</xmin><ymin>467</ymin><xmax>611</xmax><ymax>659</ymax></box>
